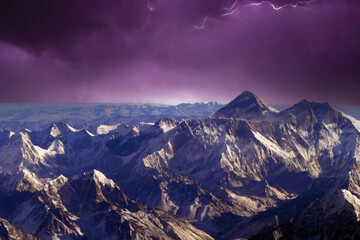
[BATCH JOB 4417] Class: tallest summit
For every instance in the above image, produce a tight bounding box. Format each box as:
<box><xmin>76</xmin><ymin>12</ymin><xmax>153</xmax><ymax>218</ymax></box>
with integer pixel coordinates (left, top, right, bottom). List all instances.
<box><xmin>214</xmin><ymin>91</ymin><xmax>279</xmax><ymax>119</ymax></box>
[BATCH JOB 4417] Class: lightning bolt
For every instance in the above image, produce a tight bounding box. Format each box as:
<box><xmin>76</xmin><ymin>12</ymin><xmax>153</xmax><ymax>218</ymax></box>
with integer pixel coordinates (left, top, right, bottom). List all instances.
<box><xmin>193</xmin><ymin>16</ymin><xmax>208</xmax><ymax>30</ymax></box>
<box><xmin>194</xmin><ymin>0</ymin><xmax>315</xmax><ymax>30</ymax></box>
<box><xmin>223</xmin><ymin>0</ymin><xmax>239</xmax><ymax>11</ymax></box>
<box><xmin>220</xmin><ymin>0</ymin><xmax>240</xmax><ymax>17</ymax></box>
<box><xmin>245</xmin><ymin>0</ymin><xmax>315</xmax><ymax>12</ymax></box>
<box><xmin>222</xmin><ymin>0</ymin><xmax>315</xmax><ymax>18</ymax></box>
<box><xmin>221</xmin><ymin>8</ymin><xmax>240</xmax><ymax>17</ymax></box>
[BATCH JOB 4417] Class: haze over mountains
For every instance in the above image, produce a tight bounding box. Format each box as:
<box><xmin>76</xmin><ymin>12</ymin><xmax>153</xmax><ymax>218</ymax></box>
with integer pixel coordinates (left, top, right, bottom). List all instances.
<box><xmin>0</xmin><ymin>102</ymin><xmax>224</xmax><ymax>132</ymax></box>
<box><xmin>0</xmin><ymin>100</ymin><xmax>358</xmax><ymax>133</ymax></box>
<box><xmin>1</xmin><ymin>91</ymin><xmax>360</xmax><ymax>239</ymax></box>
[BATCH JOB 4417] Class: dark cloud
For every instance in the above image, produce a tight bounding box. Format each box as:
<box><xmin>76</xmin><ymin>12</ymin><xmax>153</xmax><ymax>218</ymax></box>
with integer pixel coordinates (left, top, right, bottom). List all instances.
<box><xmin>0</xmin><ymin>0</ymin><xmax>359</xmax><ymax>104</ymax></box>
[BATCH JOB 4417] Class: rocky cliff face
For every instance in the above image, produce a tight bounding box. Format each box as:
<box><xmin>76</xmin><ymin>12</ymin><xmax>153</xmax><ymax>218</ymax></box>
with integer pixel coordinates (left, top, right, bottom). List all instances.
<box><xmin>0</xmin><ymin>217</ymin><xmax>39</xmax><ymax>240</ymax></box>
<box><xmin>0</xmin><ymin>169</ymin><xmax>212</xmax><ymax>240</ymax></box>
<box><xmin>106</xmin><ymin>91</ymin><xmax>360</xmax><ymax>238</ymax></box>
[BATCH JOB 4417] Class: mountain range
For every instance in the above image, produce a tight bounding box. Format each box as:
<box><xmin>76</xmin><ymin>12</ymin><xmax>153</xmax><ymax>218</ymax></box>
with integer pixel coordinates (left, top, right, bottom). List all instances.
<box><xmin>0</xmin><ymin>102</ymin><xmax>224</xmax><ymax>132</ymax></box>
<box><xmin>0</xmin><ymin>91</ymin><xmax>360</xmax><ymax>239</ymax></box>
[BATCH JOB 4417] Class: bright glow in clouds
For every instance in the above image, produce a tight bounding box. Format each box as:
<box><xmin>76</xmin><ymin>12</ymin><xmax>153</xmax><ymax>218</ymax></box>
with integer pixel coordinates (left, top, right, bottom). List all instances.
<box><xmin>0</xmin><ymin>0</ymin><xmax>359</xmax><ymax>105</ymax></box>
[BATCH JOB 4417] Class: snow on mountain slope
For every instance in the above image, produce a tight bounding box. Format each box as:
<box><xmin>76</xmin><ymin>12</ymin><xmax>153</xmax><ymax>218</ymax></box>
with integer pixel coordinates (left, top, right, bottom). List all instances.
<box><xmin>0</xmin><ymin>122</ymin><xmax>121</xmax><ymax>176</ymax></box>
<box><xmin>105</xmin><ymin>120</ymin><xmax>302</xmax><ymax>233</ymax></box>
<box><xmin>0</xmin><ymin>168</ymin><xmax>45</xmax><ymax>194</ymax></box>
<box><xmin>0</xmin><ymin>132</ymin><xmax>50</xmax><ymax>173</ymax></box>
<box><xmin>1</xmin><ymin>91</ymin><xmax>360</xmax><ymax>239</ymax></box>
<box><xmin>105</xmin><ymin>91</ymin><xmax>360</xmax><ymax>237</ymax></box>
<box><xmin>96</xmin><ymin>123</ymin><xmax>131</xmax><ymax>135</ymax></box>
<box><xmin>111</xmin><ymin>104</ymin><xmax>359</xmax><ymax>185</ymax></box>
<box><xmin>49</xmin><ymin>122</ymin><xmax>80</xmax><ymax>138</ymax></box>
<box><xmin>157</xmin><ymin>117</ymin><xmax>179</xmax><ymax>133</ymax></box>
<box><xmin>0</xmin><ymin>169</ymin><xmax>213</xmax><ymax>240</ymax></box>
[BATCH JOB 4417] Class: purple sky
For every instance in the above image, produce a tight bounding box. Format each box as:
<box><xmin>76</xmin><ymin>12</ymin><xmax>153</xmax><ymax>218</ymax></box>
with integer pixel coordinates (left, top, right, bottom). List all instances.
<box><xmin>0</xmin><ymin>0</ymin><xmax>359</xmax><ymax>105</ymax></box>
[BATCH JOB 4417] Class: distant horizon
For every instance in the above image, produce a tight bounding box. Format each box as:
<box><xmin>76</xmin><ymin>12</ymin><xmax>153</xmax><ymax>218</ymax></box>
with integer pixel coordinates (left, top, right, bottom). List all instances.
<box><xmin>1</xmin><ymin>93</ymin><xmax>360</xmax><ymax>108</ymax></box>
<box><xmin>0</xmin><ymin>96</ymin><xmax>359</xmax><ymax>132</ymax></box>
<box><xmin>0</xmin><ymin>90</ymin><xmax>360</xmax><ymax>106</ymax></box>
<box><xmin>1</xmin><ymin>99</ymin><xmax>360</xmax><ymax>108</ymax></box>
<box><xmin>0</xmin><ymin>101</ymin><xmax>352</xmax><ymax>106</ymax></box>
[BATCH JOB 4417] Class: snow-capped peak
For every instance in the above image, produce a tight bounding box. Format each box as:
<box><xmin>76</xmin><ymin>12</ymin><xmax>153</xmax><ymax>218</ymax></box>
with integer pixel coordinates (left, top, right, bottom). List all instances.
<box><xmin>286</xmin><ymin>100</ymin><xmax>336</xmax><ymax>115</ymax></box>
<box><xmin>92</xmin><ymin>169</ymin><xmax>116</xmax><ymax>188</ymax></box>
<box><xmin>49</xmin><ymin>122</ymin><xmax>79</xmax><ymax>137</ymax></box>
<box><xmin>72</xmin><ymin>169</ymin><xmax>116</xmax><ymax>188</ymax></box>
<box><xmin>14</xmin><ymin>168</ymin><xmax>45</xmax><ymax>192</ymax></box>
<box><xmin>214</xmin><ymin>90</ymin><xmax>279</xmax><ymax>119</ymax></box>
<box><xmin>47</xmin><ymin>139</ymin><xmax>65</xmax><ymax>155</ymax></box>
<box><xmin>96</xmin><ymin>123</ymin><xmax>130</xmax><ymax>135</ymax></box>
<box><xmin>156</xmin><ymin>118</ymin><xmax>178</xmax><ymax>133</ymax></box>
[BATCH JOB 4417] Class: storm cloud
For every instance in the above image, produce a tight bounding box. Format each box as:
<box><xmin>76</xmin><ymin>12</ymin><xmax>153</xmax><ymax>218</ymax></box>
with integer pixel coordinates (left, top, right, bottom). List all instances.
<box><xmin>0</xmin><ymin>0</ymin><xmax>359</xmax><ymax>104</ymax></box>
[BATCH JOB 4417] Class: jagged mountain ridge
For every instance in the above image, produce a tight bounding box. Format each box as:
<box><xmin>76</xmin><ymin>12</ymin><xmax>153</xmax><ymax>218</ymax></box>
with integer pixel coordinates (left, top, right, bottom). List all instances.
<box><xmin>0</xmin><ymin>169</ymin><xmax>212</xmax><ymax>240</ymax></box>
<box><xmin>106</xmin><ymin>91</ymin><xmax>360</xmax><ymax>238</ymax></box>
<box><xmin>0</xmin><ymin>91</ymin><xmax>359</xmax><ymax>239</ymax></box>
